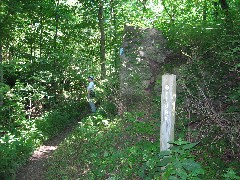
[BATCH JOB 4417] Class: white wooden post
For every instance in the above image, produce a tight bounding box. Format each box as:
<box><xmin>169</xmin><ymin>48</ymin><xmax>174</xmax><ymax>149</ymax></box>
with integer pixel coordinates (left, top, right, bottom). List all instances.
<box><xmin>160</xmin><ymin>74</ymin><xmax>176</xmax><ymax>151</ymax></box>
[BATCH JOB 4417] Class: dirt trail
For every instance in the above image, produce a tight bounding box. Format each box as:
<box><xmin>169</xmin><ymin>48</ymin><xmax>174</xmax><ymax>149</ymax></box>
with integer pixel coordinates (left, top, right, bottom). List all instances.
<box><xmin>16</xmin><ymin>118</ymin><xmax>82</xmax><ymax>180</ymax></box>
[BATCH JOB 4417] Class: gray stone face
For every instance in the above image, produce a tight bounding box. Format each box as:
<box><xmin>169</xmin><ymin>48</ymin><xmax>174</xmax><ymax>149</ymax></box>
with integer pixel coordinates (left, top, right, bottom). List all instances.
<box><xmin>119</xmin><ymin>26</ymin><xmax>170</xmax><ymax>114</ymax></box>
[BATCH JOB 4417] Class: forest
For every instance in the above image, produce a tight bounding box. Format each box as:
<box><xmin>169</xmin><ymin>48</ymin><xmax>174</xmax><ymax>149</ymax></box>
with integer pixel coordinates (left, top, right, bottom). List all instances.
<box><xmin>0</xmin><ymin>0</ymin><xmax>239</xmax><ymax>179</ymax></box>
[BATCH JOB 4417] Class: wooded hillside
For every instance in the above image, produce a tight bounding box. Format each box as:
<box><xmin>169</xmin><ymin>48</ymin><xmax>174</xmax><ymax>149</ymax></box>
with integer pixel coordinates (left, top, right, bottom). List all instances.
<box><xmin>0</xmin><ymin>0</ymin><xmax>239</xmax><ymax>179</ymax></box>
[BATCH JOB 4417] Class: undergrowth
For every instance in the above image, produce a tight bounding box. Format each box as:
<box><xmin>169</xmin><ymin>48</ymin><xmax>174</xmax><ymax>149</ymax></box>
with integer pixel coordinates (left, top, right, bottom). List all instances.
<box><xmin>46</xmin><ymin>112</ymin><xmax>206</xmax><ymax>179</ymax></box>
<box><xmin>0</xmin><ymin>100</ymin><xmax>85</xmax><ymax>179</ymax></box>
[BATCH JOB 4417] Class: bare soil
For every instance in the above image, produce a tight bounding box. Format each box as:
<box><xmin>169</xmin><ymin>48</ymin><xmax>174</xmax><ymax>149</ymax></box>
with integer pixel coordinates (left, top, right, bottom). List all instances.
<box><xmin>16</xmin><ymin>120</ymin><xmax>81</xmax><ymax>180</ymax></box>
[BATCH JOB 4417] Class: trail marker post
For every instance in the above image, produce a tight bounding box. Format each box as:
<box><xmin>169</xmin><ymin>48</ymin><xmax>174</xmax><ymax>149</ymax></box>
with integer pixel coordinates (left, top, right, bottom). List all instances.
<box><xmin>160</xmin><ymin>74</ymin><xmax>176</xmax><ymax>151</ymax></box>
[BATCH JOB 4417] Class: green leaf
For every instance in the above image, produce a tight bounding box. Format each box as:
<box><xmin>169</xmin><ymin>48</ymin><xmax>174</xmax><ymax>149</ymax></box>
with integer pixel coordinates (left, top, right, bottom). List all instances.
<box><xmin>182</xmin><ymin>142</ymin><xmax>198</xmax><ymax>150</ymax></box>
<box><xmin>146</xmin><ymin>159</ymin><xmax>155</xmax><ymax>169</ymax></box>
<box><xmin>158</xmin><ymin>157</ymin><xmax>173</xmax><ymax>167</ymax></box>
<box><xmin>222</xmin><ymin>168</ymin><xmax>240</xmax><ymax>179</ymax></box>
<box><xmin>169</xmin><ymin>146</ymin><xmax>180</xmax><ymax>151</ymax></box>
<box><xmin>182</xmin><ymin>159</ymin><xmax>202</xmax><ymax>172</ymax></box>
<box><xmin>176</xmin><ymin>168</ymin><xmax>188</xmax><ymax>179</ymax></box>
<box><xmin>173</xmin><ymin>159</ymin><xmax>182</xmax><ymax>169</ymax></box>
<box><xmin>159</xmin><ymin>150</ymin><xmax>171</xmax><ymax>157</ymax></box>
<box><xmin>169</xmin><ymin>176</ymin><xmax>178</xmax><ymax>180</ymax></box>
<box><xmin>104</xmin><ymin>151</ymin><xmax>109</xmax><ymax>157</ymax></box>
<box><xmin>169</xmin><ymin>140</ymin><xmax>189</xmax><ymax>146</ymax></box>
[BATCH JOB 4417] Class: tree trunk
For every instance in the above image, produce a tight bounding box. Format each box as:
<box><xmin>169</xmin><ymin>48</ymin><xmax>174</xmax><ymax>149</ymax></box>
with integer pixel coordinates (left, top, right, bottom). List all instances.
<box><xmin>30</xmin><ymin>35</ymin><xmax>33</xmax><ymax>59</ymax></box>
<box><xmin>0</xmin><ymin>40</ymin><xmax>3</xmax><ymax>107</ymax></box>
<box><xmin>39</xmin><ymin>5</ymin><xmax>43</xmax><ymax>58</ymax></box>
<box><xmin>219</xmin><ymin>0</ymin><xmax>228</xmax><ymax>10</ymax></box>
<box><xmin>203</xmin><ymin>0</ymin><xmax>207</xmax><ymax>21</ymax></box>
<box><xmin>219</xmin><ymin>0</ymin><xmax>232</xmax><ymax>24</ymax></box>
<box><xmin>219</xmin><ymin>0</ymin><xmax>233</xmax><ymax>33</ymax></box>
<box><xmin>110</xmin><ymin>0</ymin><xmax>117</xmax><ymax>70</ymax></box>
<box><xmin>213</xmin><ymin>1</ymin><xmax>219</xmax><ymax>20</ymax></box>
<box><xmin>162</xmin><ymin>0</ymin><xmax>175</xmax><ymax>23</ymax></box>
<box><xmin>98</xmin><ymin>0</ymin><xmax>106</xmax><ymax>79</ymax></box>
<box><xmin>54</xmin><ymin>0</ymin><xmax>60</xmax><ymax>50</ymax></box>
<box><xmin>110</xmin><ymin>0</ymin><xmax>121</xmax><ymax>72</ymax></box>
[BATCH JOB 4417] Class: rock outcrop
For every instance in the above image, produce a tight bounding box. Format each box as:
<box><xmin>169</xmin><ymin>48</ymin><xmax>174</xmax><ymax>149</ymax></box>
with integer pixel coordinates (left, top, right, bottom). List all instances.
<box><xmin>119</xmin><ymin>26</ymin><xmax>170</xmax><ymax>114</ymax></box>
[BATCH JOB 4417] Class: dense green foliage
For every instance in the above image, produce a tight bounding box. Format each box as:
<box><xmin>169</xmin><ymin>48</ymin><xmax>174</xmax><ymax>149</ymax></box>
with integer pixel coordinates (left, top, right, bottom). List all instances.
<box><xmin>47</xmin><ymin>112</ymin><xmax>205</xmax><ymax>179</ymax></box>
<box><xmin>0</xmin><ymin>0</ymin><xmax>239</xmax><ymax>179</ymax></box>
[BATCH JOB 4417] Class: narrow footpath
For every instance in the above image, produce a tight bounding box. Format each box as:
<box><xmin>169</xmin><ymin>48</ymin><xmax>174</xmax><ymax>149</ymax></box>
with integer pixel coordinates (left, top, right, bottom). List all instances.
<box><xmin>16</xmin><ymin>117</ymin><xmax>83</xmax><ymax>180</ymax></box>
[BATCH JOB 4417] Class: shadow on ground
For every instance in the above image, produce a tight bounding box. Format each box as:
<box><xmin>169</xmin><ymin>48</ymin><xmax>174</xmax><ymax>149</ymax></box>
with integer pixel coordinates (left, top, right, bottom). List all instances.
<box><xmin>16</xmin><ymin>113</ymin><xmax>89</xmax><ymax>180</ymax></box>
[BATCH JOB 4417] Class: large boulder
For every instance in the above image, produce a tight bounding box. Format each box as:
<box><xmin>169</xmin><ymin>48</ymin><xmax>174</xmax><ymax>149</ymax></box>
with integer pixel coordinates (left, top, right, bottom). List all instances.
<box><xmin>119</xmin><ymin>26</ymin><xmax>171</xmax><ymax>114</ymax></box>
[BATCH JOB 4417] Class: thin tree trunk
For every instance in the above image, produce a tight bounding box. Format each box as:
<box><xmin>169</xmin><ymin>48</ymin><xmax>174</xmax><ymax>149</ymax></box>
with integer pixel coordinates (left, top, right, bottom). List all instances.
<box><xmin>219</xmin><ymin>0</ymin><xmax>232</xmax><ymax>25</ymax></box>
<box><xmin>54</xmin><ymin>18</ymin><xmax>59</xmax><ymax>50</ymax></box>
<box><xmin>162</xmin><ymin>0</ymin><xmax>175</xmax><ymax>23</ymax></box>
<box><xmin>213</xmin><ymin>1</ymin><xmax>219</xmax><ymax>20</ymax></box>
<box><xmin>0</xmin><ymin>40</ymin><xmax>3</xmax><ymax>107</ymax></box>
<box><xmin>54</xmin><ymin>0</ymin><xmax>60</xmax><ymax>50</ymax></box>
<box><xmin>98</xmin><ymin>0</ymin><xmax>106</xmax><ymax>79</ymax></box>
<box><xmin>110</xmin><ymin>0</ymin><xmax>119</xmax><ymax>70</ymax></box>
<box><xmin>32</xmin><ymin>23</ymin><xmax>36</xmax><ymax>59</ymax></box>
<box><xmin>39</xmin><ymin>5</ymin><xmax>43</xmax><ymax>58</ymax></box>
<box><xmin>218</xmin><ymin>0</ymin><xmax>233</xmax><ymax>33</ymax></box>
<box><xmin>203</xmin><ymin>0</ymin><xmax>207</xmax><ymax>21</ymax></box>
<box><xmin>30</xmin><ymin>39</ymin><xmax>33</xmax><ymax>60</ymax></box>
<box><xmin>51</xmin><ymin>0</ymin><xmax>60</xmax><ymax>104</ymax></box>
<box><xmin>219</xmin><ymin>0</ymin><xmax>228</xmax><ymax>10</ymax></box>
